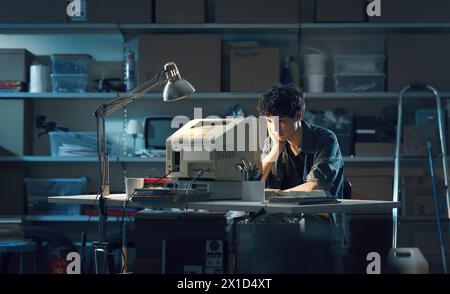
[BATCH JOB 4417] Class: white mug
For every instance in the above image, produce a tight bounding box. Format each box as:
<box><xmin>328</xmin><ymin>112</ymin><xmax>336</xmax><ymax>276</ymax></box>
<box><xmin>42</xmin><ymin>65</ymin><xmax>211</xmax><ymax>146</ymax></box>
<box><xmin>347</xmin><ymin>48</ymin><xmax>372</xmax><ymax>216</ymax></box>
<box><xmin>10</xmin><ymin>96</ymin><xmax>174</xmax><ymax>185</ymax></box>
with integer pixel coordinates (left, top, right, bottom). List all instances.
<box><xmin>125</xmin><ymin>178</ymin><xmax>144</xmax><ymax>197</ymax></box>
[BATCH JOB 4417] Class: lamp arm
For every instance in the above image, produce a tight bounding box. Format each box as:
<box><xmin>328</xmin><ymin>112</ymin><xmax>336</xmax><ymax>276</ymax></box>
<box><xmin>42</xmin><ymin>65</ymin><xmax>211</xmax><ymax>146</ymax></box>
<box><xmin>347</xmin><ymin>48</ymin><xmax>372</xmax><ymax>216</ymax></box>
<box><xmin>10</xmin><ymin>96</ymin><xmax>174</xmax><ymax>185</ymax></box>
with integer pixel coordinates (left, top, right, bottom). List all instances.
<box><xmin>94</xmin><ymin>71</ymin><xmax>166</xmax><ymax>118</ymax></box>
<box><xmin>94</xmin><ymin>70</ymin><xmax>167</xmax><ymax>197</ymax></box>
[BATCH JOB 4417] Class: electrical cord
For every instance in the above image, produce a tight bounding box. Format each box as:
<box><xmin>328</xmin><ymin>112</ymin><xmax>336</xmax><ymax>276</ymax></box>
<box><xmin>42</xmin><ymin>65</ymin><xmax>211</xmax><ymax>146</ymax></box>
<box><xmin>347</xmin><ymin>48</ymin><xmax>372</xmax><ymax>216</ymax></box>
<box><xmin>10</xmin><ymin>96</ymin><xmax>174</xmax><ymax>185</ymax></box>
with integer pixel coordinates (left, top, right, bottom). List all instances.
<box><xmin>183</xmin><ymin>170</ymin><xmax>204</xmax><ymax>211</ymax></box>
<box><xmin>81</xmin><ymin>190</ymin><xmax>101</xmax><ymax>274</ymax></box>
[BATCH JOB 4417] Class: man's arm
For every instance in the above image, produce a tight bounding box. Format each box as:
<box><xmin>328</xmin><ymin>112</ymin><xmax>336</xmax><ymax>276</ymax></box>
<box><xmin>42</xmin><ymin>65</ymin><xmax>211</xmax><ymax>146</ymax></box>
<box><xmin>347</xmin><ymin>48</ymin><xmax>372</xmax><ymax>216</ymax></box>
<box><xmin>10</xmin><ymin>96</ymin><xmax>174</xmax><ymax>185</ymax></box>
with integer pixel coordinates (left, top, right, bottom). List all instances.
<box><xmin>283</xmin><ymin>181</ymin><xmax>321</xmax><ymax>192</ymax></box>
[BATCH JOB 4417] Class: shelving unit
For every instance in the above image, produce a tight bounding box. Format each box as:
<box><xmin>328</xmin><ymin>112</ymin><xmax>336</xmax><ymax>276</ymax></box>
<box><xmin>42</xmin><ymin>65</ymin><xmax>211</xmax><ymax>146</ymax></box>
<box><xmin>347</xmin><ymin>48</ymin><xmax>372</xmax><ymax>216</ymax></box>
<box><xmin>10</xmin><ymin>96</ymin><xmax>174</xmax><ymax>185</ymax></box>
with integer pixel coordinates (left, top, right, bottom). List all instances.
<box><xmin>3</xmin><ymin>91</ymin><xmax>450</xmax><ymax>100</ymax></box>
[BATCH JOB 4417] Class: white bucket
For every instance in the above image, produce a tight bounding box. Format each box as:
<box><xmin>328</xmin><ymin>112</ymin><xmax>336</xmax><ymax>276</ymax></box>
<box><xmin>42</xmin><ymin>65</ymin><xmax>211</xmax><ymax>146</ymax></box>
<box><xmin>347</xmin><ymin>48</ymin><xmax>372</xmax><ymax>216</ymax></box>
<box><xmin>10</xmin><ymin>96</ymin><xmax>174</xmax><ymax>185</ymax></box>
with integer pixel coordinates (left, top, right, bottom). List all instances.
<box><xmin>303</xmin><ymin>48</ymin><xmax>327</xmax><ymax>76</ymax></box>
<box><xmin>304</xmin><ymin>74</ymin><xmax>326</xmax><ymax>93</ymax></box>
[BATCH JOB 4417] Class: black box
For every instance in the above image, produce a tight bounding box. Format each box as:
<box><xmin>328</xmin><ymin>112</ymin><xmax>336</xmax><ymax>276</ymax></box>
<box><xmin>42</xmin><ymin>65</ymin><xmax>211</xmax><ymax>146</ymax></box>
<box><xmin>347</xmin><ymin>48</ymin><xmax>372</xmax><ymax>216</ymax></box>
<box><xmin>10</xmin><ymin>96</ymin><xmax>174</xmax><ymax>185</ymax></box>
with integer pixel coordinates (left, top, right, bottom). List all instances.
<box><xmin>134</xmin><ymin>211</ymin><xmax>228</xmax><ymax>274</ymax></box>
<box><xmin>86</xmin><ymin>0</ymin><xmax>152</xmax><ymax>23</ymax></box>
<box><xmin>300</xmin><ymin>0</ymin><xmax>316</xmax><ymax>23</ymax></box>
<box><xmin>0</xmin><ymin>0</ymin><xmax>67</xmax><ymax>23</ymax></box>
<box><xmin>388</xmin><ymin>34</ymin><xmax>450</xmax><ymax>91</ymax></box>
<box><xmin>316</xmin><ymin>0</ymin><xmax>365</xmax><ymax>22</ymax></box>
<box><xmin>155</xmin><ymin>0</ymin><xmax>205</xmax><ymax>23</ymax></box>
<box><xmin>214</xmin><ymin>0</ymin><xmax>299</xmax><ymax>23</ymax></box>
<box><xmin>369</xmin><ymin>0</ymin><xmax>450</xmax><ymax>22</ymax></box>
<box><xmin>354</xmin><ymin>116</ymin><xmax>378</xmax><ymax>142</ymax></box>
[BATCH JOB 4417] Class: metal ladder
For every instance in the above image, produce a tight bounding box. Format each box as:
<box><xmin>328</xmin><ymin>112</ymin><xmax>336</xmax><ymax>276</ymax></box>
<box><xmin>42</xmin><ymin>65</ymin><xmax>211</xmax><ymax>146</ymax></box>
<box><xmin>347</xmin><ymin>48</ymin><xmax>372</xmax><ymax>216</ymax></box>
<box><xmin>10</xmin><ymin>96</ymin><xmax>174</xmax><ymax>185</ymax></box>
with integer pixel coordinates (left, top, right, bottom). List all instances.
<box><xmin>393</xmin><ymin>84</ymin><xmax>450</xmax><ymax>273</ymax></box>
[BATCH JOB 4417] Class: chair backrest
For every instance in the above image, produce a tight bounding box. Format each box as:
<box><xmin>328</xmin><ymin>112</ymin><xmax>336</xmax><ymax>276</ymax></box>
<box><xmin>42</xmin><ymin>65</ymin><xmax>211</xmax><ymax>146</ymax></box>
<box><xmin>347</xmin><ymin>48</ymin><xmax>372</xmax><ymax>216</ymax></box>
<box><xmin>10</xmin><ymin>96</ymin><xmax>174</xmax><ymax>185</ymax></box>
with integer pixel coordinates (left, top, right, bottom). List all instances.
<box><xmin>343</xmin><ymin>180</ymin><xmax>352</xmax><ymax>199</ymax></box>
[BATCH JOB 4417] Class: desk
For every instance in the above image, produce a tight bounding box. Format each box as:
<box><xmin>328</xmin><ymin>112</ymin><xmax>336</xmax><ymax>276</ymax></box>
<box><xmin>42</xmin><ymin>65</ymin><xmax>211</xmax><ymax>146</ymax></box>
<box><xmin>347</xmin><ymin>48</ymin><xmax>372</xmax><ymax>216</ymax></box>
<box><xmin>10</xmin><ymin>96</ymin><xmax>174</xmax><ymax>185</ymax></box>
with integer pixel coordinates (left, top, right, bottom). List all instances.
<box><xmin>49</xmin><ymin>194</ymin><xmax>400</xmax><ymax>214</ymax></box>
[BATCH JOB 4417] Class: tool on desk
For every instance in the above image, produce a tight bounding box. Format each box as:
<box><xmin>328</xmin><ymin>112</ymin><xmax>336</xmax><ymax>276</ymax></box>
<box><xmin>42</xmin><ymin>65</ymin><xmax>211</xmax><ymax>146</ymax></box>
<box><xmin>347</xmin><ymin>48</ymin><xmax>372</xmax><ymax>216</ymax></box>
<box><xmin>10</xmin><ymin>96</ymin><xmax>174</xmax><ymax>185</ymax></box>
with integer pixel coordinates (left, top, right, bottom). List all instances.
<box><xmin>235</xmin><ymin>157</ymin><xmax>261</xmax><ymax>181</ymax></box>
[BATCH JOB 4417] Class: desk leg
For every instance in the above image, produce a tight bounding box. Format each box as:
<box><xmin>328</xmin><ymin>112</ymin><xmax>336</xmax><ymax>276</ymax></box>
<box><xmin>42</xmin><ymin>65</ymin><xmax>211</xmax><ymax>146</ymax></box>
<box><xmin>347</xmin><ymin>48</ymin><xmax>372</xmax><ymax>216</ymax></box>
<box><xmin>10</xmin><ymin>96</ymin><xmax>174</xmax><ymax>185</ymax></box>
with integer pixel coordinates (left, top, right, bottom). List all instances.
<box><xmin>332</xmin><ymin>212</ymin><xmax>349</xmax><ymax>274</ymax></box>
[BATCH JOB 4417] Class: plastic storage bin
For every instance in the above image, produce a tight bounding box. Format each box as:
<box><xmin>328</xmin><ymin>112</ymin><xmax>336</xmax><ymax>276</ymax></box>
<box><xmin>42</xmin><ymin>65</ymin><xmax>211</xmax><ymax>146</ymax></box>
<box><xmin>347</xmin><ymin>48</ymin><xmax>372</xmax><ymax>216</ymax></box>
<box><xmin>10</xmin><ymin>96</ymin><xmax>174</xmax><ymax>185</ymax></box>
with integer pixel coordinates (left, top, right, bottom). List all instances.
<box><xmin>51</xmin><ymin>74</ymin><xmax>88</xmax><ymax>93</ymax></box>
<box><xmin>51</xmin><ymin>54</ymin><xmax>91</xmax><ymax>74</ymax></box>
<box><xmin>48</xmin><ymin>131</ymin><xmax>122</xmax><ymax>157</ymax></box>
<box><xmin>334</xmin><ymin>74</ymin><xmax>385</xmax><ymax>92</ymax></box>
<box><xmin>25</xmin><ymin>177</ymin><xmax>88</xmax><ymax>215</ymax></box>
<box><xmin>334</xmin><ymin>55</ymin><xmax>385</xmax><ymax>75</ymax></box>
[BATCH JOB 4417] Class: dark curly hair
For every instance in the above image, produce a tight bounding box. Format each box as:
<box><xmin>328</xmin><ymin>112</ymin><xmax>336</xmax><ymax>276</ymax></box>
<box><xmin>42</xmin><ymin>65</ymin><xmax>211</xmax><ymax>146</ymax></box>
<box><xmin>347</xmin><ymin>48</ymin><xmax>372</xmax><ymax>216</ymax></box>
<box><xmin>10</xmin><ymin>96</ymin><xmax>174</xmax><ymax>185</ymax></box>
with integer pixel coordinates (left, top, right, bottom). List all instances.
<box><xmin>257</xmin><ymin>84</ymin><xmax>305</xmax><ymax>118</ymax></box>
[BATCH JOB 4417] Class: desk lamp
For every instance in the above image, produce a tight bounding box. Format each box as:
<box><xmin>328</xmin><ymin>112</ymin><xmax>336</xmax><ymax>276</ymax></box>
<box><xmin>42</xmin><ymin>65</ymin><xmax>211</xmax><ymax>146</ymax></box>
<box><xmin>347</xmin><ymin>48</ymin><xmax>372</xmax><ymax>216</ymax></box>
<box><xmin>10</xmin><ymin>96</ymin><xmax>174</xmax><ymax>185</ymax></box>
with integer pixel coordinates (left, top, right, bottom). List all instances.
<box><xmin>126</xmin><ymin>119</ymin><xmax>143</xmax><ymax>156</ymax></box>
<box><xmin>92</xmin><ymin>62</ymin><xmax>195</xmax><ymax>271</ymax></box>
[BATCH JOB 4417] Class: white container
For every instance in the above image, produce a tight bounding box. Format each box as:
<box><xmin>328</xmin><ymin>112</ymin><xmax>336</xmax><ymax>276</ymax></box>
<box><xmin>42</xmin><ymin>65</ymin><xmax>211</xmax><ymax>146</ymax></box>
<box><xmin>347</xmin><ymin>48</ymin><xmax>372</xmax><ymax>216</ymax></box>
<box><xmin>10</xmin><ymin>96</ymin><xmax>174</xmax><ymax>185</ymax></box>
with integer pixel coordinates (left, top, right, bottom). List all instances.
<box><xmin>304</xmin><ymin>74</ymin><xmax>326</xmax><ymax>93</ymax></box>
<box><xmin>29</xmin><ymin>63</ymin><xmax>50</xmax><ymax>93</ymax></box>
<box><xmin>387</xmin><ymin>248</ymin><xmax>429</xmax><ymax>274</ymax></box>
<box><xmin>242</xmin><ymin>181</ymin><xmax>265</xmax><ymax>202</ymax></box>
<box><xmin>125</xmin><ymin>178</ymin><xmax>144</xmax><ymax>197</ymax></box>
<box><xmin>303</xmin><ymin>48</ymin><xmax>327</xmax><ymax>75</ymax></box>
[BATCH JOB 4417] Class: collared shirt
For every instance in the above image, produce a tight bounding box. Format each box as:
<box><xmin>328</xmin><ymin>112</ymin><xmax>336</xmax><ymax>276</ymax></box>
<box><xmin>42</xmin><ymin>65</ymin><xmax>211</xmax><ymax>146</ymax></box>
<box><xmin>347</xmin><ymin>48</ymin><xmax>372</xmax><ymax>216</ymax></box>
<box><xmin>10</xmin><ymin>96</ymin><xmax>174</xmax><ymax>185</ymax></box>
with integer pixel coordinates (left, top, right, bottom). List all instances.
<box><xmin>262</xmin><ymin>121</ymin><xmax>344</xmax><ymax>198</ymax></box>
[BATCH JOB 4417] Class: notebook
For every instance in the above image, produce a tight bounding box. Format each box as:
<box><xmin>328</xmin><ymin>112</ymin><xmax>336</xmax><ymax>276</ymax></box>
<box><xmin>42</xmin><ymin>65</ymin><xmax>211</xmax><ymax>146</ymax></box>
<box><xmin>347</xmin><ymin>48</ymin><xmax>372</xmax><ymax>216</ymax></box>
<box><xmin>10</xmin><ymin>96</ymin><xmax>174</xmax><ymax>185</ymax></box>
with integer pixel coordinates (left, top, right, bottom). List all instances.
<box><xmin>265</xmin><ymin>189</ymin><xmax>338</xmax><ymax>205</ymax></box>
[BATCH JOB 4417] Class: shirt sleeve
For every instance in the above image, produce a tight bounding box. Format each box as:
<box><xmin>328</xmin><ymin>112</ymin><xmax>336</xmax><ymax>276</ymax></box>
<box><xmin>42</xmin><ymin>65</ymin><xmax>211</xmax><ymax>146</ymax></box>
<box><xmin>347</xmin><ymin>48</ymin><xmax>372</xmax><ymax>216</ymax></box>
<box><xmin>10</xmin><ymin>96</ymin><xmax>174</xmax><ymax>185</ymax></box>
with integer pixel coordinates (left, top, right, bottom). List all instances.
<box><xmin>306</xmin><ymin>132</ymin><xmax>343</xmax><ymax>190</ymax></box>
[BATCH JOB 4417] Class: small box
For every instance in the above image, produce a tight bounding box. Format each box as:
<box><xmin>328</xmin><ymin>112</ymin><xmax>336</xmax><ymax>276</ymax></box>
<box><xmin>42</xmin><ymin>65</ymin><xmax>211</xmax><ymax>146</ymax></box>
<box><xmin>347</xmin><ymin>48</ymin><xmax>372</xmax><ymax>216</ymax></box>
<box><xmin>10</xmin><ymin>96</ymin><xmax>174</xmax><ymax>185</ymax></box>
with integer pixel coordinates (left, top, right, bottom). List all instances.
<box><xmin>0</xmin><ymin>0</ymin><xmax>67</xmax><ymax>23</ymax></box>
<box><xmin>51</xmin><ymin>54</ymin><xmax>92</xmax><ymax>74</ymax></box>
<box><xmin>155</xmin><ymin>0</ymin><xmax>205</xmax><ymax>23</ymax></box>
<box><xmin>137</xmin><ymin>34</ymin><xmax>221</xmax><ymax>92</ymax></box>
<box><xmin>334</xmin><ymin>55</ymin><xmax>385</xmax><ymax>75</ymax></box>
<box><xmin>334</xmin><ymin>74</ymin><xmax>385</xmax><ymax>92</ymax></box>
<box><xmin>0</xmin><ymin>49</ymin><xmax>34</xmax><ymax>83</ymax></box>
<box><xmin>347</xmin><ymin>176</ymin><xmax>393</xmax><ymax>201</ymax></box>
<box><xmin>354</xmin><ymin>116</ymin><xmax>378</xmax><ymax>142</ymax></box>
<box><xmin>214</xmin><ymin>0</ymin><xmax>299</xmax><ymax>23</ymax></box>
<box><xmin>415</xmin><ymin>109</ymin><xmax>441</xmax><ymax>128</ymax></box>
<box><xmin>51</xmin><ymin>74</ymin><xmax>88</xmax><ymax>93</ymax></box>
<box><xmin>228</xmin><ymin>44</ymin><xmax>280</xmax><ymax>92</ymax></box>
<box><xmin>369</xmin><ymin>0</ymin><xmax>450</xmax><ymax>23</ymax></box>
<box><xmin>316</xmin><ymin>0</ymin><xmax>365</xmax><ymax>22</ymax></box>
<box><xmin>355</xmin><ymin>143</ymin><xmax>395</xmax><ymax>157</ymax></box>
<box><xmin>335</xmin><ymin>132</ymin><xmax>353</xmax><ymax>156</ymax></box>
<box><xmin>388</xmin><ymin>34</ymin><xmax>450</xmax><ymax>91</ymax></box>
<box><xmin>86</xmin><ymin>0</ymin><xmax>152</xmax><ymax>23</ymax></box>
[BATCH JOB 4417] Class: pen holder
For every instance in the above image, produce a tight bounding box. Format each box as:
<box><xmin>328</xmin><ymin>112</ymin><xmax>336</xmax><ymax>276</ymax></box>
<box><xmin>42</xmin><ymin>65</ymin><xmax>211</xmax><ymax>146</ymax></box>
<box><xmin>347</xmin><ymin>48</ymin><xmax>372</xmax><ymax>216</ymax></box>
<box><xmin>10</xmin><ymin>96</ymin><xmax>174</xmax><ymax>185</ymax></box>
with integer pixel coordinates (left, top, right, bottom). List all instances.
<box><xmin>242</xmin><ymin>181</ymin><xmax>265</xmax><ymax>202</ymax></box>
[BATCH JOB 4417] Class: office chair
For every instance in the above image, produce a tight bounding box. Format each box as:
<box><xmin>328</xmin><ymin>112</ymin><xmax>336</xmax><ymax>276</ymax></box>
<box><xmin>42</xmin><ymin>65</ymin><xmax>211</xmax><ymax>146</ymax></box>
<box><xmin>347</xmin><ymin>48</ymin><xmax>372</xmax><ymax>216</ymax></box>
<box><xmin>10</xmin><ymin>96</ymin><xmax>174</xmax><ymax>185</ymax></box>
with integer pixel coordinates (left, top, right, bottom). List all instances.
<box><xmin>343</xmin><ymin>180</ymin><xmax>352</xmax><ymax>199</ymax></box>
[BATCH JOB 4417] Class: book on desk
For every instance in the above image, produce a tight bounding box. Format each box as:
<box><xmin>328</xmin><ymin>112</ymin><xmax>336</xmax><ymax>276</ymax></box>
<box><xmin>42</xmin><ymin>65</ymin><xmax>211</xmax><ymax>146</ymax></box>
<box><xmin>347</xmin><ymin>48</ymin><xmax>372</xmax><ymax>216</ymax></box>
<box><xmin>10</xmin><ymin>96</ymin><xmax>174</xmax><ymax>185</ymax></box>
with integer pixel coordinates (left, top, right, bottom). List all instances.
<box><xmin>264</xmin><ymin>189</ymin><xmax>339</xmax><ymax>205</ymax></box>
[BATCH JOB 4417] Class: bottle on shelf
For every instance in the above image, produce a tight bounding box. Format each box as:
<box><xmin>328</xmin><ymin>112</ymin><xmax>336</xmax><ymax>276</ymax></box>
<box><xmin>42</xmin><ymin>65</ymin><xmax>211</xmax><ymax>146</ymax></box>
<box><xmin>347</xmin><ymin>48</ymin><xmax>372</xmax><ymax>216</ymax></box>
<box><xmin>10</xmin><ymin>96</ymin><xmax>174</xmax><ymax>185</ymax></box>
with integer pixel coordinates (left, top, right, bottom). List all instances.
<box><xmin>281</xmin><ymin>57</ymin><xmax>293</xmax><ymax>85</ymax></box>
<box><xmin>124</xmin><ymin>50</ymin><xmax>135</xmax><ymax>92</ymax></box>
<box><xmin>288</xmin><ymin>57</ymin><xmax>300</xmax><ymax>87</ymax></box>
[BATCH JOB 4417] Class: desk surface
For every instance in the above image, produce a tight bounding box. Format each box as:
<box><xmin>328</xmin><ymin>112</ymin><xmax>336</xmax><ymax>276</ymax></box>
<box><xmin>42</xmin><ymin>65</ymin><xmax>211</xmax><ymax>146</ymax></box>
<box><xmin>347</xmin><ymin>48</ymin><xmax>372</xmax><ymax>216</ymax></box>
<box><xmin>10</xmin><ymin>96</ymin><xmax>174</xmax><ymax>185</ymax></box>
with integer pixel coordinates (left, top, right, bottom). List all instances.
<box><xmin>49</xmin><ymin>194</ymin><xmax>400</xmax><ymax>214</ymax></box>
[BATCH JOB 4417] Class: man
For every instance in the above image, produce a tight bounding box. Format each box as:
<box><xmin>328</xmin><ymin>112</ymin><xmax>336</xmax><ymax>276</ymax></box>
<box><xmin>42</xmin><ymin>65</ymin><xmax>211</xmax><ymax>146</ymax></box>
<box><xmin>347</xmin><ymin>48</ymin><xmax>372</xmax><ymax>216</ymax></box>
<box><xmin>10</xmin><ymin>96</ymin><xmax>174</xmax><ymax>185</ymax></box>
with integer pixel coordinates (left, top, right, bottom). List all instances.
<box><xmin>258</xmin><ymin>84</ymin><xmax>344</xmax><ymax>198</ymax></box>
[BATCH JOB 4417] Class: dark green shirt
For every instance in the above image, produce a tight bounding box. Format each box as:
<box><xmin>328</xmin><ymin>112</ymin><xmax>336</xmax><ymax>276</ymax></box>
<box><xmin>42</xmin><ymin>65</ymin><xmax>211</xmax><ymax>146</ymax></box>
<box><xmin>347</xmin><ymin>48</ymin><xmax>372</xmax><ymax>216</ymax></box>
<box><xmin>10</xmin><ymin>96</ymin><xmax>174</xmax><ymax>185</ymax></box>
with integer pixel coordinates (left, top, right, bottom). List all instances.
<box><xmin>262</xmin><ymin>121</ymin><xmax>344</xmax><ymax>198</ymax></box>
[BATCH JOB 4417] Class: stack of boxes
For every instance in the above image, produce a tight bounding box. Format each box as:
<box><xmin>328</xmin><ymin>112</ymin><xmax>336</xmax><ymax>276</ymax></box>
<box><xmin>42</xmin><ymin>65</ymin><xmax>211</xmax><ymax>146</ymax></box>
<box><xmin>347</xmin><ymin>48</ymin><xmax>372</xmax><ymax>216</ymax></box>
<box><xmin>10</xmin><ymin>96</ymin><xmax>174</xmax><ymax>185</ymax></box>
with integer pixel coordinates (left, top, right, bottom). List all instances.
<box><xmin>50</xmin><ymin>54</ymin><xmax>91</xmax><ymax>93</ymax></box>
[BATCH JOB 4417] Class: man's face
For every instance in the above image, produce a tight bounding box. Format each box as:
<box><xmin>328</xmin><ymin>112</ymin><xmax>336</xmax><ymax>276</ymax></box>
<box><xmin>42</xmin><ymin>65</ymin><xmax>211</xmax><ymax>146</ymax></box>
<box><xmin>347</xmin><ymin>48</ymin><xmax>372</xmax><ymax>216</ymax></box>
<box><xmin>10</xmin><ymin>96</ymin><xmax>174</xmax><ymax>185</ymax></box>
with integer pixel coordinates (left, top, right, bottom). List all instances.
<box><xmin>266</xmin><ymin>112</ymin><xmax>301</xmax><ymax>142</ymax></box>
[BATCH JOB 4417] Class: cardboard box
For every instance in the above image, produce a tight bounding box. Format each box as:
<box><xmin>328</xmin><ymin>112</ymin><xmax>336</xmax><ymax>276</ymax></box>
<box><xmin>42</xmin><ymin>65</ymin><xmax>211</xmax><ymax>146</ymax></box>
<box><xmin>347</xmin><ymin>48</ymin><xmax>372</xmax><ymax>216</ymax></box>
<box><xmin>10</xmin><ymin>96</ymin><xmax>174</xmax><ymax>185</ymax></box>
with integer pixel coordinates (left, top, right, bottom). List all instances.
<box><xmin>0</xmin><ymin>169</ymin><xmax>25</xmax><ymax>215</ymax></box>
<box><xmin>355</xmin><ymin>143</ymin><xmax>395</xmax><ymax>157</ymax></box>
<box><xmin>401</xmin><ymin>125</ymin><xmax>439</xmax><ymax>156</ymax></box>
<box><xmin>214</xmin><ymin>0</ymin><xmax>299</xmax><ymax>23</ymax></box>
<box><xmin>403</xmin><ymin>223</ymin><xmax>450</xmax><ymax>253</ymax></box>
<box><xmin>227</xmin><ymin>44</ymin><xmax>280</xmax><ymax>92</ymax></box>
<box><xmin>0</xmin><ymin>49</ymin><xmax>34</xmax><ymax>83</ymax></box>
<box><xmin>369</xmin><ymin>0</ymin><xmax>450</xmax><ymax>22</ymax></box>
<box><xmin>347</xmin><ymin>176</ymin><xmax>393</xmax><ymax>201</ymax></box>
<box><xmin>402</xmin><ymin>186</ymin><xmax>445</xmax><ymax>216</ymax></box>
<box><xmin>316</xmin><ymin>0</ymin><xmax>365</xmax><ymax>22</ymax></box>
<box><xmin>0</xmin><ymin>100</ymin><xmax>32</xmax><ymax>156</ymax></box>
<box><xmin>155</xmin><ymin>0</ymin><xmax>205</xmax><ymax>23</ymax></box>
<box><xmin>300</xmin><ymin>0</ymin><xmax>316</xmax><ymax>23</ymax></box>
<box><xmin>388</xmin><ymin>34</ymin><xmax>450</xmax><ymax>91</ymax></box>
<box><xmin>137</xmin><ymin>35</ymin><xmax>221</xmax><ymax>92</ymax></box>
<box><xmin>0</xmin><ymin>0</ymin><xmax>67</xmax><ymax>23</ymax></box>
<box><xmin>87</xmin><ymin>0</ymin><xmax>152</xmax><ymax>23</ymax></box>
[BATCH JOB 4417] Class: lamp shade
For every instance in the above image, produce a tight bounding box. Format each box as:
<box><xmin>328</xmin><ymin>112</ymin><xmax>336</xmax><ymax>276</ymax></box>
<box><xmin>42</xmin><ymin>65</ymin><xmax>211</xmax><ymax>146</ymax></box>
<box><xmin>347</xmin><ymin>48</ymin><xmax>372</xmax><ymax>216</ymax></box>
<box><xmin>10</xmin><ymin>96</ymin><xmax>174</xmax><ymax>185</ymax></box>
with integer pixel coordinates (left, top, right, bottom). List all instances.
<box><xmin>162</xmin><ymin>62</ymin><xmax>195</xmax><ymax>102</ymax></box>
<box><xmin>126</xmin><ymin>119</ymin><xmax>143</xmax><ymax>135</ymax></box>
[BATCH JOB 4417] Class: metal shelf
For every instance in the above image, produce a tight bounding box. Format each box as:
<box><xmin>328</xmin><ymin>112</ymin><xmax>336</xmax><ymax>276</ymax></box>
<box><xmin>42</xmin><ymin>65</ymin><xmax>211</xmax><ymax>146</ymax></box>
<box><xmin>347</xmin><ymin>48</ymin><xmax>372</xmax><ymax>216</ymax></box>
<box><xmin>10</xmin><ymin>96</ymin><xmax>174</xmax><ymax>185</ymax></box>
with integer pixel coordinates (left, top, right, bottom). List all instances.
<box><xmin>3</xmin><ymin>92</ymin><xmax>450</xmax><ymax>100</ymax></box>
<box><xmin>1</xmin><ymin>22</ymin><xmax>450</xmax><ymax>34</ymax></box>
<box><xmin>25</xmin><ymin>215</ymin><xmax>133</xmax><ymax>222</ymax></box>
<box><xmin>0</xmin><ymin>156</ymin><xmax>165</xmax><ymax>163</ymax></box>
